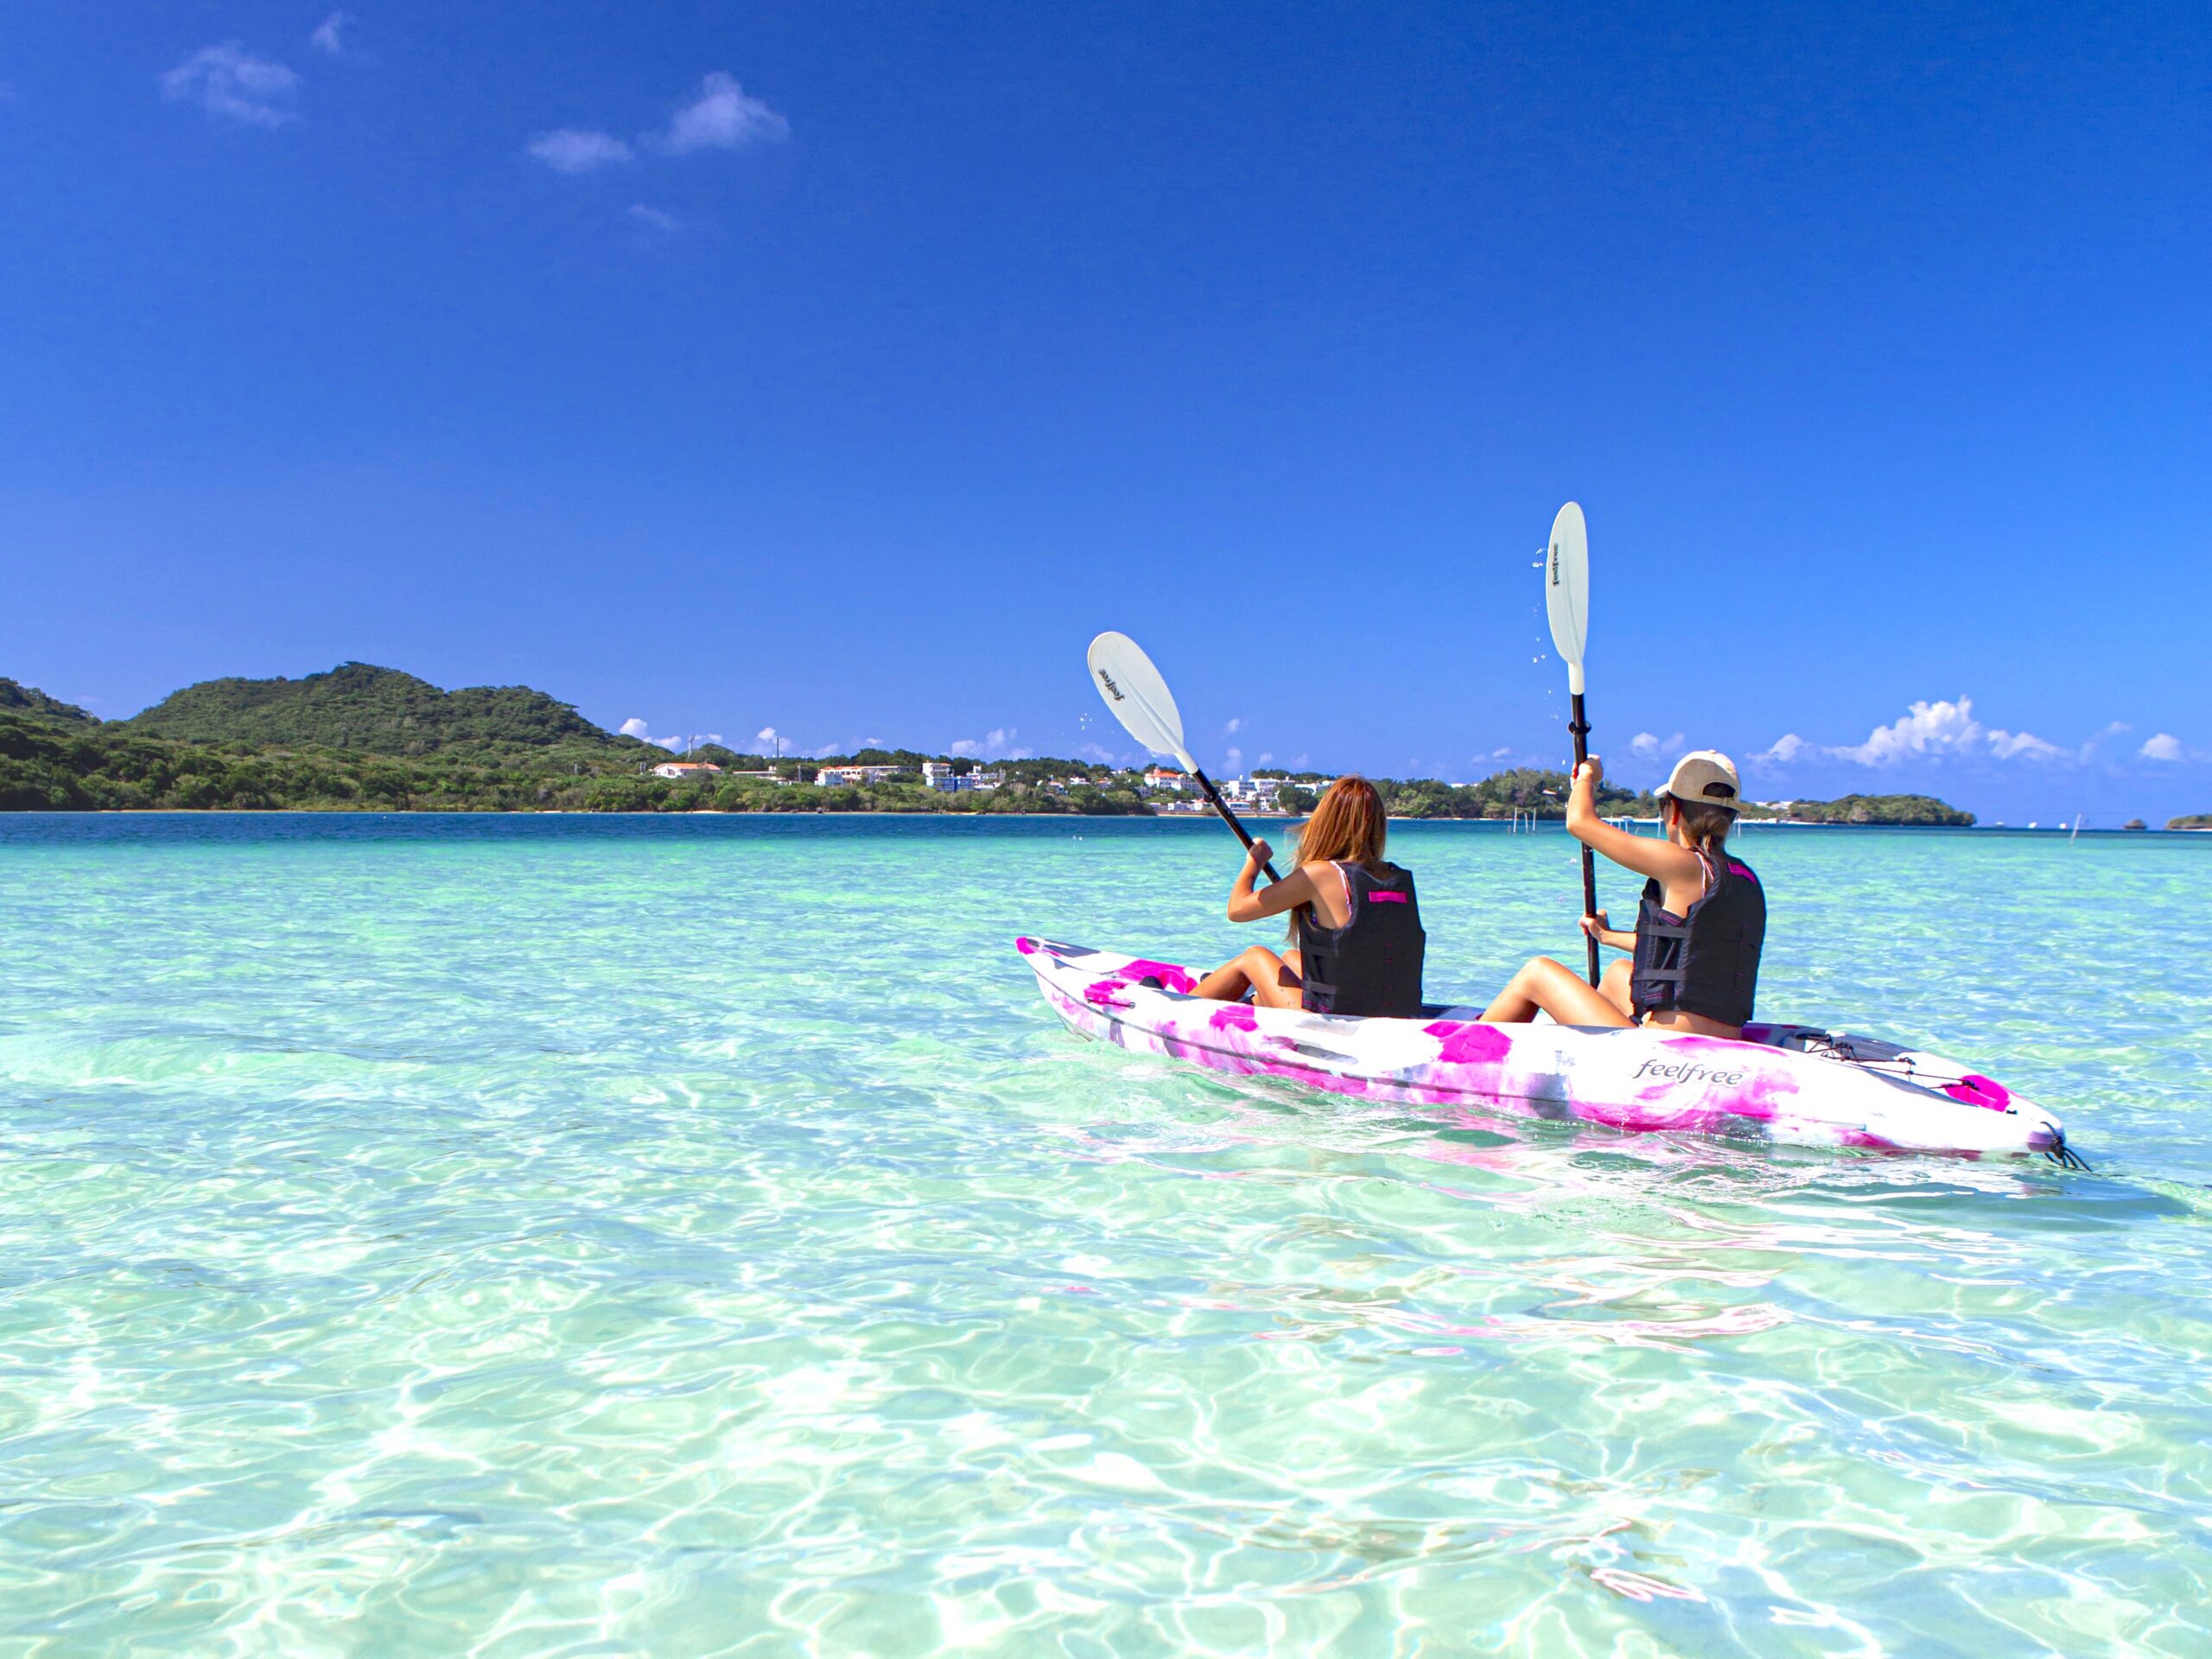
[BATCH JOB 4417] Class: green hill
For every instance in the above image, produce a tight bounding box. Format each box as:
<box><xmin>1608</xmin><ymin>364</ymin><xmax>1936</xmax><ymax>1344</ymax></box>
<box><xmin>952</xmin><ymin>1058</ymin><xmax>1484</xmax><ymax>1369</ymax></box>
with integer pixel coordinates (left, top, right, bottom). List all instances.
<box><xmin>1770</xmin><ymin>793</ymin><xmax>1974</xmax><ymax>827</ymax></box>
<box><xmin>0</xmin><ymin>662</ymin><xmax>1979</xmax><ymax>823</ymax></box>
<box><xmin>0</xmin><ymin>678</ymin><xmax>96</xmax><ymax>723</ymax></box>
<box><xmin>120</xmin><ymin>663</ymin><xmax>630</xmax><ymax>756</ymax></box>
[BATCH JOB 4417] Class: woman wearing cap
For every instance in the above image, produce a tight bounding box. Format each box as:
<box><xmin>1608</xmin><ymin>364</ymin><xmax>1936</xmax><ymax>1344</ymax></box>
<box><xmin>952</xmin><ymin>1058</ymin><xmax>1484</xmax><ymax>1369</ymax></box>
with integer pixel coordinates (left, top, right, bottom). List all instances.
<box><xmin>1480</xmin><ymin>750</ymin><xmax>1766</xmax><ymax>1037</ymax></box>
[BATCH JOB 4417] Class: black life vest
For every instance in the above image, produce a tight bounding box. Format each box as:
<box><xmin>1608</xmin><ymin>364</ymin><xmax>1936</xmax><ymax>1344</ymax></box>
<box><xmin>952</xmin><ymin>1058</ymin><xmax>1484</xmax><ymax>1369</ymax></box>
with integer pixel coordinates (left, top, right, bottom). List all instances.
<box><xmin>1297</xmin><ymin>861</ymin><xmax>1425</xmax><ymax>1018</ymax></box>
<box><xmin>1630</xmin><ymin>849</ymin><xmax>1765</xmax><ymax>1028</ymax></box>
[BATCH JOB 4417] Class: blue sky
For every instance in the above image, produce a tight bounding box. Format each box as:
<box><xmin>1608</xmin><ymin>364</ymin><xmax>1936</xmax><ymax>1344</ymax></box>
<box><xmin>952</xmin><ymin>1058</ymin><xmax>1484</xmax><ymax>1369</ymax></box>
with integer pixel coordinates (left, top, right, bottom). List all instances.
<box><xmin>2</xmin><ymin>2</ymin><xmax>2207</xmax><ymax>823</ymax></box>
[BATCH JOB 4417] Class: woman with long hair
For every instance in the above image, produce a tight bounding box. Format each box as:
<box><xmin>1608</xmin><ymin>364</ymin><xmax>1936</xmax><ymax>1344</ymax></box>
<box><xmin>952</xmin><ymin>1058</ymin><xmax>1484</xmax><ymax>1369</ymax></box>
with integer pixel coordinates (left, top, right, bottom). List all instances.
<box><xmin>1192</xmin><ymin>774</ymin><xmax>1427</xmax><ymax>1017</ymax></box>
<box><xmin>1481</xmin><ymin>750</ymin><xmax>1765</xmax><ymax>1036</ymax></box>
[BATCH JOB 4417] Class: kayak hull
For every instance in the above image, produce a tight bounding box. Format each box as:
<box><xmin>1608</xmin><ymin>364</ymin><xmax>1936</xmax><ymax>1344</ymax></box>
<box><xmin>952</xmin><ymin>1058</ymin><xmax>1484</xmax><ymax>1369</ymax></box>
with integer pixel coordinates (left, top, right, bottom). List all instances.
<box><xmin>1018</xmin><ymin>937</ymin><xmax>2074</xmax><ymax>1162</ymax></box>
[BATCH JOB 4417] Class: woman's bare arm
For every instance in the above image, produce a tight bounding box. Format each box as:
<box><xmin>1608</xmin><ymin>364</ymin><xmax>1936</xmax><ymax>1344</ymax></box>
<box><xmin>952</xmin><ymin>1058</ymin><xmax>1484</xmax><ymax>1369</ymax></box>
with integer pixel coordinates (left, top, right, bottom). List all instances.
<box><xmin>1563</xmin><ymin>760</ymin><xmax>1704</xmax><ymax>887</ymax></box>
<box><xmin>1226</xmin><ymin>839</ymin><xmax>1319</xmax><ymax>923</ymax></box>
<box><xmin>1580</xmin><ymin>911</ymin><xmax>1635</xmax><ymax>951</ymax></box>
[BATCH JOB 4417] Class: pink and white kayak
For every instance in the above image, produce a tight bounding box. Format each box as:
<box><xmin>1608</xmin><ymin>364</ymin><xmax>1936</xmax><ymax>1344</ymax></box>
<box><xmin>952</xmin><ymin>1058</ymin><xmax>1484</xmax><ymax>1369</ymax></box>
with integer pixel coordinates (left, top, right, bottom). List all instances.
<box><xmin>1018</xmin><ymin>938</ymin><xmax>2082</xmax><ymax>1165</ymax></box>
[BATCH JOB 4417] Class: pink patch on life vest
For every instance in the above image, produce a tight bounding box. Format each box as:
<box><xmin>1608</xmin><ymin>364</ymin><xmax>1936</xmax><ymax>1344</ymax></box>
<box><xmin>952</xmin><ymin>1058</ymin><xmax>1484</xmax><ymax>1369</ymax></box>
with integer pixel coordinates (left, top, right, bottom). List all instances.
<box><xmin>1422</xmin><ymin>1020</ymin><xmax>1513</xmax><ymax>1066</ymax></box>
<box><xmin>1943</xmin><ymin>1074</ymin><xmax>2012</xmax><ymax>1111</ymax></box>
<box><xmin>1210</xmin><ymin>1003</ymin><xmax>1260</xmax><ymax>1033</ymax></box>
<box><xmin>1368</xmin><ymin>891</ymin><xmax>1409</xmax><ymax>903</ymax></box>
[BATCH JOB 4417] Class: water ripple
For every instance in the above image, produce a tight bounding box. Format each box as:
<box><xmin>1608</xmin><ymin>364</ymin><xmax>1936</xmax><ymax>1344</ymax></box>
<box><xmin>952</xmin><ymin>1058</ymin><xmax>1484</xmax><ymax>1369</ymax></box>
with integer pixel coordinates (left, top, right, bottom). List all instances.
<box><xmin>0</xmin><ymin>815</ymin><xmax>2208</xmax><ymax>1654</ymax></box>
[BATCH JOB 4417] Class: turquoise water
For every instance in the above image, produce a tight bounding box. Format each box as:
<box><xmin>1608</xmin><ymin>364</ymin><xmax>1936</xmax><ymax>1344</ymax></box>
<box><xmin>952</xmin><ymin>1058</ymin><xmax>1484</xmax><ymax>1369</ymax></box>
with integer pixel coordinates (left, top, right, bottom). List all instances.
<box><xmin>3</xmin><ymin>814</ymin><xmax>2209</xmax><ymax>1655</ymax></box>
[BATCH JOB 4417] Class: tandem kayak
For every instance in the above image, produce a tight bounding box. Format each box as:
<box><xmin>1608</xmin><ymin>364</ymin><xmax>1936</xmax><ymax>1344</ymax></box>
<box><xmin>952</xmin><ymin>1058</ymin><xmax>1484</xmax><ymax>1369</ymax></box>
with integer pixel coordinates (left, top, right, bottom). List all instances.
<box><xmin>1018</xmin><ymin>937</ymin><xmax>2083</xmax><ymax>1166</ymax></box>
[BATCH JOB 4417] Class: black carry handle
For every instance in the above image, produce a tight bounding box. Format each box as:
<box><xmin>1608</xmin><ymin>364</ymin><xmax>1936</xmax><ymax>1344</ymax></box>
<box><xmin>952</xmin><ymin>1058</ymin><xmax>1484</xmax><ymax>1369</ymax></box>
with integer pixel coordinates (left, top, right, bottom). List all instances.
<box><xmin>1190</xmin><ymin>765</ymin><xmax>1284</xmax><ymax>883</ymax></box>
<box><xmin>1568</xmin><ymin>693</ymin><xmax>1601</xmax><ymax>987</ymax></box>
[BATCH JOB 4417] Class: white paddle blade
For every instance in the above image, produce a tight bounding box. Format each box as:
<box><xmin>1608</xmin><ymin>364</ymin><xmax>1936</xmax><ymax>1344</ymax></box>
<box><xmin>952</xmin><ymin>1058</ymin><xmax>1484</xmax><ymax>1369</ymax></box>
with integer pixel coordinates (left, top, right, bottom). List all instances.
<box><xmin>1086</xmin><ymin>631</ymin><xmax>1194</xmax><ymax>768</ymax></box>
<box><xmin>1544</xmin><ymin>501</ymin><xmax>1590</xmax><ymax>696</ymax></box>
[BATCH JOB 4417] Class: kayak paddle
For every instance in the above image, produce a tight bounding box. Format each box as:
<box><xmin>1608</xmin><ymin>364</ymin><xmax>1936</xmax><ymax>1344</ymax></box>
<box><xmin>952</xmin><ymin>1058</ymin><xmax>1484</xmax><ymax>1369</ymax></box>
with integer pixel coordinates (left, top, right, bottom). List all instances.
<box><xmin>1086</xmin><ymin>631</ymin><xmax>1284</xmax><ymax>881</ymax></box>
<box><xmin>1544</xmin><ymin>501</ymin><xmax>1601</xmax><ymax>987</ymax></box>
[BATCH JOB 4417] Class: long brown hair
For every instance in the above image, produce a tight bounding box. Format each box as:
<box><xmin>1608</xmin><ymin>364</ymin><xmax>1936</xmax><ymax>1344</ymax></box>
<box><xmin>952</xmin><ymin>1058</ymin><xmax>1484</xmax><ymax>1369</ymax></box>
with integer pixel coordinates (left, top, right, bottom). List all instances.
<box><xmin>1287</xmin><ymin>777</ymin><xmax>1389</xmax><ymax>934</ymax></box>
<box><xmin>1296</xmin><ymin>775</ymin><xmax>1389</xmax><ymax>869</ymax></box>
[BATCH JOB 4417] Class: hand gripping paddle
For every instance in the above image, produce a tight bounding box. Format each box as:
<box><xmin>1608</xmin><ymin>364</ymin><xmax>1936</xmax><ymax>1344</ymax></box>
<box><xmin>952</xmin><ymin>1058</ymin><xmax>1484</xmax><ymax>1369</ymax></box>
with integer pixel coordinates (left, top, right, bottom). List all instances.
<box><xmin>1086</xmin><ymin>631</ymin><xmax>1283</xmax><ymax>881</ymax></box>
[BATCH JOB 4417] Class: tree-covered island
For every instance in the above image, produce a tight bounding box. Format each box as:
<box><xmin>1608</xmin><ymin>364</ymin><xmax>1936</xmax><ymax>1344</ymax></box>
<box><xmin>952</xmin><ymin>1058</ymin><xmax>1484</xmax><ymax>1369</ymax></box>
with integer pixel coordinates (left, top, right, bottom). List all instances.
<box><xmin>2</xmin><ymin>664</ymin><xmax>1973</xmax><ymax>824</ymax></box>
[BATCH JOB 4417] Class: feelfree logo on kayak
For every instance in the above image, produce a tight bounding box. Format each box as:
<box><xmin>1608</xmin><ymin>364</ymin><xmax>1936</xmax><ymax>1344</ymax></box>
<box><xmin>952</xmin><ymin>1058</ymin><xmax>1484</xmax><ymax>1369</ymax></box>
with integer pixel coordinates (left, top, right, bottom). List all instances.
<box><xmin>1096</xmin><ymin>670</ymin><xmax>1124</xmax><ymax>702</ymax></box>
<box><xmin>1630</xmin><ymin>1057</ymin><xmax>1750</xmax><ymax>1090</ymax></box>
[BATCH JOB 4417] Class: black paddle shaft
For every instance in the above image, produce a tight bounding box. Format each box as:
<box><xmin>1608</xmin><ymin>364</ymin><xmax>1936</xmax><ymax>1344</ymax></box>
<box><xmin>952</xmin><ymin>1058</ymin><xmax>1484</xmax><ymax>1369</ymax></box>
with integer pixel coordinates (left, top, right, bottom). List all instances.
<box><xmin>1568</xmin><ymin>692</ymin><xmax>1600</xmax><ymax>987</ymax></box>
<box><xmin>1190</xmin><ymin>766</ymin><xmax>1284</xmax><ymax>883</ymax></box>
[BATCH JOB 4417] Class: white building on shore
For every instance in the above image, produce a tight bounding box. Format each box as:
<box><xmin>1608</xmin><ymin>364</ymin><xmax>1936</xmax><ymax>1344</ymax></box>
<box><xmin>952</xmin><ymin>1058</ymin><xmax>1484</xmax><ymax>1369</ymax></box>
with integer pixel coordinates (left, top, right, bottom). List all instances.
<box><xmin>816</xmin><ymin>764</ymin><xmax>911</xmax><ymax>787</ymax></box>
<box><xmin>922</xmin><ymin>760</ymin><xmax>1004</xmax><ymax>791</ymax></box>
<box><xmin>651</xmin><ymin>761</ymin><xmax>724</xmax><ymax>781</ymax></box>
<box><xmin>1217</xmin><ymin>774</ymin><xmax>1284</xmax><ymax>810</ymax></box>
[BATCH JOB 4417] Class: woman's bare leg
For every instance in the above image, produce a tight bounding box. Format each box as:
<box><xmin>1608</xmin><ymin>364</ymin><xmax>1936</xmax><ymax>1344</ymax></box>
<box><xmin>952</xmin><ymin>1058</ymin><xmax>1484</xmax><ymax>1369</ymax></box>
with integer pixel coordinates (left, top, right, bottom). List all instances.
<box><xmin>1480</xmin><ymin>956</ymin><xmax>1637</xmax><ymax>1027</ymax></box>
<box><xmin>1599</xmin><ymin>958</ymin><xmax>1634</xmax><ymax>1020</ymax></box>
<box><xmin>1195</xmin><ymin>944</ymin><xmax>1304</xmax><ymax>1008</ymax></box>
<box><xmin>1252</xmin><ymin>949</ymin><xmax>1305</xmax><ymax>1009</ymax></box>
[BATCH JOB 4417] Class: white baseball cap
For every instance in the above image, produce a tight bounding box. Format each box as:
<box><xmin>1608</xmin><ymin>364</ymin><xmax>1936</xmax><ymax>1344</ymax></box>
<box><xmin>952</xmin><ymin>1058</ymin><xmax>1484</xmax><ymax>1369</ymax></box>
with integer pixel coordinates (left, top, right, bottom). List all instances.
<box><xmin>1656</xmin><ymin>750</ymin><xmax>1744</xmax><ymax>812</ymax></box>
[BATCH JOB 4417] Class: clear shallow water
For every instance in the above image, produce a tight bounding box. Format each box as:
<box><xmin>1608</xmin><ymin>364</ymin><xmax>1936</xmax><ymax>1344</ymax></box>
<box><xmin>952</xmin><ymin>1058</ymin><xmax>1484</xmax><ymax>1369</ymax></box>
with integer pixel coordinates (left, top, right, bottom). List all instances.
<box><xmin>2</xmin><ymin>813</ymin><xmax>2209</xmax><ymax>1656</ymax></box>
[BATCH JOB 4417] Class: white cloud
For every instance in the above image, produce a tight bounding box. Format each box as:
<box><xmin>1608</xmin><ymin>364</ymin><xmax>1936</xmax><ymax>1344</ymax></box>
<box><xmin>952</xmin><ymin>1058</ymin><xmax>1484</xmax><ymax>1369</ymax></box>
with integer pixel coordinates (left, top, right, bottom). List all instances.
<box><xmin>1225</xmin><ymin>747</ymin><xmax>1243</xmax><ymax>770</ymax></box>
<box><xmin>1077</xmin><ymin>742</ymin><xmax>1116</xmax><ymax>764</ymax></box>
<box><xmin>949</xmin><ymin>727</ymin><xmax>1031</xmax><ymax>761</ymax></box>
<box><xmin>1224</xmin><ymin>716</ymin><xmax>1243</xmax><ymax>735</ymax></box>
<box><xmin>2141</xmin><ymin>733</ymin><xmax>2184</xmax><ymax>762</ymax></box>
<box><xmin>619</xmin><ymin>716</ymin><xmax>683</xmax><ymax>752</ymax></box>
<box><xmin>1754</xmin><ymin>696</ymin><xmax>2088</xmax><ymax>770</ymax></box>
<box><xmin>1823</xmin><ymin>696</ymin><xmax>2059</xmax><ymax>766</ymax></box>
<box><xmin>531</xmin><ymin>73</ymin><xmax>784</xmax><ymax>196</ymax></box>
<box><xmin>627</xmin><ymin>203</ymin><xmax>679</xmax><ymax>232</ymax></box>
<box><xmin>162</xmin><ymin>43</ymin><xmax>300</xmax><ymax>128</ymax></box>
<box><xmin>310</xmin><ymin>13</ymin><xmax>351</xmax><ymax>55</ymax></box>
<box><xmin>528</xmin><ymin>128</ymin><xmax>632</xmax><ymax>173</ymax></box>
<box><xmin>754</xmin><ymin>726</ymin><xmax>784</xmax><ymax>753</ymax></box>
<box><xmin>658</xmin><ymin>72</ymin><xmax>788</xmax><ymax>153</ymax></box>
<box><xmin>1257</xmin><ymin>752</ymin><xmax>1274</xmax><ymax>766</ymax></box>
<box><xmin>1835</xmin><ymin>696</ymin><xmax>1983</xmax><ymax>764</ymax></box>
<box><xmin>1629</xmin><ymin>731</ymin><xmax>1684</xmax><ymax>760</ymax></box>
<box><xmin>1987</xmin><ymin>727</ymin><xmax>2063</xmax><ymax>761</ymax></box>
<box><xmin>2079</xmin><ymin>721</ymin><xmax>2131</xmax><ymax>760</ymax></box>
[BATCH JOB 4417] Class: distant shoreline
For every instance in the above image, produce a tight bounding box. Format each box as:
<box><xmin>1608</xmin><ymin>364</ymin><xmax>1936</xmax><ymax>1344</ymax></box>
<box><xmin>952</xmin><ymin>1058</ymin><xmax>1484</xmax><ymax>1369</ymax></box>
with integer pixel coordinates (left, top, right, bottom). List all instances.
<box><xmin>2</xmin><ymin>664</ymin><xmax>1999</xmax><ymax>825</ymax></box>
<box><xmin>16</xmin><ymin>809</ymin><xmax>2198</xmax><ymax>835</ymax></box>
